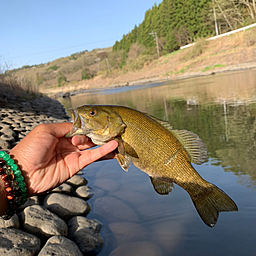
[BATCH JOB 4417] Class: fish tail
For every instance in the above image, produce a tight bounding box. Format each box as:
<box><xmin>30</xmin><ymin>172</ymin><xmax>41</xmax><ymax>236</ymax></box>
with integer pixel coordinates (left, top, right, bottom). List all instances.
<box><xmin>192</xmin><ymin>184</ymin><xmax>238</xmax><ymax>228</ymax></box>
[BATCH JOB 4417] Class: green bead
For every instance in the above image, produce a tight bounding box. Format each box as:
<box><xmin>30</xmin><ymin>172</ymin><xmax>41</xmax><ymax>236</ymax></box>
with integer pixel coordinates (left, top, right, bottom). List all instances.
<box><xmin>3</xmin><ymin>154</ymin><xmax>10</xmax><ymax>161</ymax></box>
<box><xmin>0</xmin><ymin>151</ymin><xmax>6</xmax><ymax>158</ymax></box>
<box><xmin>10</xmin><ymin>164</ymin><xmax>18</xmax><ymax>171</ymax></box>
<box><xmin>13</xmin><ymin>169</ymin><xmax>21</xmax><ymax>176</ymax></box>
<box><xmin>21</xmin><ymin>187</ymin><xmax>27</xmax><ymax>193</ymax></box>
<box><xmin>6</xmin><ymin>159</ymin><xmax>14</xmax><ymax>165</ymax></box>
<box><xmin>21</xmin><ymin>198</ymin><xmax>27</xmax><ymax>204</ymax></box>
<box><xmin>21</xmin><ymin>192</ymin><xmax>27</xmax><ymax>198</ymax></box>
<box><xmin>16</xmin><ymin>176</ymin><xmax>24</xmax><ymax>182</ymax></box>
<box><xmin>19</xmin><ymin>182</ymin><xmax>26</xmax><ymax>188</ymax></box>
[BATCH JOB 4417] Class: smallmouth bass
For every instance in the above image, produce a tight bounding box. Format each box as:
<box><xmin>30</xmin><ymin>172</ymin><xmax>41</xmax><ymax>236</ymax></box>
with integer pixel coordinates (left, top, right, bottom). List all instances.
<box><xmin>66</xmin><ymin>105</ymin><xmax>238</xmax><ymax>227</ymax></box>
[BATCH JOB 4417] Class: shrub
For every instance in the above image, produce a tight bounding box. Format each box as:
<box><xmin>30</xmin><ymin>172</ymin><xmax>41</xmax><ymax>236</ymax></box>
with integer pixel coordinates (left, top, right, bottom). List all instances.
<box><xmin>81</xmin><ymin>68</ymin><xmax>91</xmax><ymax>80</ymax></box>
<box><xmin>47</xmin><ymin>65</ymin><xmax>58</xmax><ymax>71</ymax></box>
<box><xmin>57</xmin><ymin>72</ymin><xmax>66</xmax><ymax>87</ymax></box>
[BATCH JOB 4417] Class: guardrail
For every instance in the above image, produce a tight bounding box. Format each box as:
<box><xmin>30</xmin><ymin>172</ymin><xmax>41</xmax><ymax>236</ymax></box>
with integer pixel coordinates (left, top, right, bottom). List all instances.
<box><xmin>180</xmin><ymin>23</ymin><xmax>256</xmax><ymax>49</ymax></box>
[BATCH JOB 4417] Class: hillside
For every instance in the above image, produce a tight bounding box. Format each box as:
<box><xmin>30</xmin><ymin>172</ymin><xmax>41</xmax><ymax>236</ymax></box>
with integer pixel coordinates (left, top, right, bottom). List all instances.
<box><xmin>6</xmin><ymin>26</ymin><xmax>255</xmax><ymax>96</ymax></box>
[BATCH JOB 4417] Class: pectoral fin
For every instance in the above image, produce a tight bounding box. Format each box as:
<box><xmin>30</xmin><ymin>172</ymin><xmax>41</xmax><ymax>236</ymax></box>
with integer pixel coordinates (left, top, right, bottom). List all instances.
<box><xmin>149</xmin><ymin>177</ymin><xmax>174</xmax><ymax>195</ymax></box>
<box><xmin>116</xmin><ymin>153</ymin><xmax>132</xmax><ymax>172</ymax></box>
<box><xmin>115</xmin><ymin>137</ymin><xmax>132</xmax><ymax>172</ymax></box>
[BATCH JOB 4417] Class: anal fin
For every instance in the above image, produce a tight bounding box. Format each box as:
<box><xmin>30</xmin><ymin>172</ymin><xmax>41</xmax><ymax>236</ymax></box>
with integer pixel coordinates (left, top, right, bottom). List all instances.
<box><xmin>150</xmin><ymin>177</ymin><xmax>174</xmax><ymax>195</ymax></box>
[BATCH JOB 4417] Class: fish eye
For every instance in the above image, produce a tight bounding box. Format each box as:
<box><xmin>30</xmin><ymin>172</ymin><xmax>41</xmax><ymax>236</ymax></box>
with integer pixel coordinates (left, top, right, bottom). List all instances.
<box><xmin>89</xmin><ymin>109</ymin><xmax>97</xmax><ymax>116</ymax></box>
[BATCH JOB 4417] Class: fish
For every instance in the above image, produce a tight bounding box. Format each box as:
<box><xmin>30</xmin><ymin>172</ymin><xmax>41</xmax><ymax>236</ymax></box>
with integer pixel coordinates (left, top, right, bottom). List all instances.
<box><xmin>65</xmin><ymin>104</ymin><xmax>238</xmax><ymax>227</ymax></box>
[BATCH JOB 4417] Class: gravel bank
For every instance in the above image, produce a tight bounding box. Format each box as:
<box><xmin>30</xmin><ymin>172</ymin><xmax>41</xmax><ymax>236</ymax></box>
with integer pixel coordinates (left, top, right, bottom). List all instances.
<box><xmin>0</xmin><ymin>96</ymin><xmax>103</xmax><ymax>255</ymax></box>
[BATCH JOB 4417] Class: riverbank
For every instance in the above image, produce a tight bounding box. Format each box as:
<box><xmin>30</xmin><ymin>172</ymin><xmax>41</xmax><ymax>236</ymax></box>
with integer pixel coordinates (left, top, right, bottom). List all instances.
<box><xmin>41</xmin><ymin>28</ymin><xmax>256</xmax><ymax>98</ymax></box>
<box><xmin>52</xmin><ymin>61</ymin><xmax>256</xmax><ymax>99</ymax></box>
<box><xmin>0</xmin><ymin>97</ymin><xmax>104</xmax><ymax>255</ymax></box>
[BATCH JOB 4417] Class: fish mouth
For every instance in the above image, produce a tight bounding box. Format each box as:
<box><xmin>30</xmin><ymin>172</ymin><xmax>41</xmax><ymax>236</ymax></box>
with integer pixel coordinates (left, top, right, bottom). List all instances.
<box><xmin>65</xmin><ymin>108</ymin><xmax>86</xmax><ymax>137</ymax></box>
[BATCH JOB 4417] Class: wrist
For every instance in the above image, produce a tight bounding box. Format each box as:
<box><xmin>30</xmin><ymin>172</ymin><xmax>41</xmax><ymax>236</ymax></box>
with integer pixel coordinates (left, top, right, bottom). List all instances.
<box><xmin>0</xmin><ymin>179</ymin><xmax>8</xmax><ymax>216</ymax></box>
<box><xmin>0</xmin><ymin>151</ymin><xmax>27</xmax><ymax>219</ymax></box>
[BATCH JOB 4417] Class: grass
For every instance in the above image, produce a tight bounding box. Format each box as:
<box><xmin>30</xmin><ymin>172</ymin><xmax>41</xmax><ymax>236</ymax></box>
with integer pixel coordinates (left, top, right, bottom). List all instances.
<box><xmin>213</xmin><ymin>64</ymin><xmax>226</xmax><ymax>69</ymax></box>
<box><xmin>201</xmin><ymin>64</ymin><xmax>226</xmax><ymax>72</ymax></box>
<box><xmin>182</xmin><ymin>39</ymin><xmax>209</xmax><ymax>61</ymax></box>
<box><xmin>0</xmin><ymin>74</ymin><xmax>41</xmax><ymax>99</ymax></box>
<box><xmin>165</xmin><ymin>71</ymin><xmax>174</xmax><ymax>76</ymax></box>
<box><xmin>202</xmin><ymin>66</ymin><xmax>212</xmax><ymax>72</ymax></box>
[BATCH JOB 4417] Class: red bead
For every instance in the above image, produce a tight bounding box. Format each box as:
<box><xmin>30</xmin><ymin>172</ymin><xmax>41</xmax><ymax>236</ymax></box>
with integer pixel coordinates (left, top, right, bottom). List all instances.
<box><xmin>1</xmin><ymin>174</ymin><xmax>8</xmax><ymax>181</ymax></box>
<box><xmin>5</xmin><ymin>187</ymin><xmax>12</xmax><ymax>193</ymax></box>
<box><xmin>4</xmin><ymin>180</ymin><xmax>11</xmax><ymax>187</ymax></box>
<box><xmin>0</xmin><ymin>168</ymin><xmax>4</xmax><ymax>175</ymax></box>
<box><xmin>7</xmin><ymin>194</ymin><xmax>14</xmax><ymax>200</ymax></box>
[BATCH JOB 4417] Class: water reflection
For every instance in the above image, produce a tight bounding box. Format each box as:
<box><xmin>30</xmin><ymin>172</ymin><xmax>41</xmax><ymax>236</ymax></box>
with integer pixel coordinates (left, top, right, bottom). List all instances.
<box><xmin>59</xmin><ymin>69</ymin><xmax>256</xmax><ymax>255</ymax></box>
<box><xmin>60</xmin><ymin>69</ymin><xmax>256</xmax><ymax>189</ymax></box>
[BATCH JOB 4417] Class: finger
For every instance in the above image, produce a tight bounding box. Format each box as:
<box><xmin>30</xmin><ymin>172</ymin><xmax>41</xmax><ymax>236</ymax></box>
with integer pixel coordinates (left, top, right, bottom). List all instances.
<box><xmin>36</xmin><ymin>122</ymin><xmax>73</xmax><ymax>138</ymax></box>
<box><xmin>78</xmin><ymin>140</ymin><xmax>118</xmax><ymax>169</ymax></box>
<box><xmin>97</xmin><ymin>151</ymin><xmax>116</xmax><ymax>161</ymax></box>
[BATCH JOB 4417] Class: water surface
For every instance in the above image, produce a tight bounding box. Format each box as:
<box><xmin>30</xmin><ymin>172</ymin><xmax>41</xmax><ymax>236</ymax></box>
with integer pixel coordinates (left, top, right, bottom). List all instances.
<box><xmin>60</xmin><ymin>69</ymin><xmax>256</xmax><ymax>256</ymax></box>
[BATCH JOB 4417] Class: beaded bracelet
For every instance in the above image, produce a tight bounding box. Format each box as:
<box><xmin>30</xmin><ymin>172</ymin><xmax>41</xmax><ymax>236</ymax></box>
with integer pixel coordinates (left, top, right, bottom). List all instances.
<box><xmin>0</xmin><ymin>151</ymin><xmax>27</xmax><ymax>220</ymax></box>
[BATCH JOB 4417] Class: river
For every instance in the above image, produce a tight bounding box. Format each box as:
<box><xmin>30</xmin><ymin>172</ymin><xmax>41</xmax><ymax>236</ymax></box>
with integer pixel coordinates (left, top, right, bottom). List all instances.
<box><xmin>59</xmin><ymin>69</ymin><xmax>256</xmax><ymax>256</ymax></box>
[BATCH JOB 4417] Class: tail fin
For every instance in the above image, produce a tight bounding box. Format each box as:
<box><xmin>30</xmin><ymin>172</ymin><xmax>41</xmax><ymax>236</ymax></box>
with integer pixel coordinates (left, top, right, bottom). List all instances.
<box><xmin>192</xmin><ymin>184</ymin><xmax>238</xmax><ymax>228</ymax></box>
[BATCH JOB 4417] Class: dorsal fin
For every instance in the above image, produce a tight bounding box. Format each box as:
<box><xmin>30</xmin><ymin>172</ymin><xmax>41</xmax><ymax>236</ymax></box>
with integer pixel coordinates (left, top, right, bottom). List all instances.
<box><xmin>170</xmin><ymin>130</ymin><xmax>207</xmax><ymax>165</ymax></box>
<box><xmin>144</xmin><ymin>113</ymin><xmax>172</xmax><ymax>130</ymax></box>
<box><xmin>144</xmin><ymin>113</ymin><xmax>207</xmax><ymax>165</ymax></box>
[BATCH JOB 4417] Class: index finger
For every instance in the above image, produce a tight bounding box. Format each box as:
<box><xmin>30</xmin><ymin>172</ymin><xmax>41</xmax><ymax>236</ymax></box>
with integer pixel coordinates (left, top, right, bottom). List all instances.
<box><xmin>78</xmin><ymin>140</ymin><xmax>118</xmax><ymax>169</ymax></box>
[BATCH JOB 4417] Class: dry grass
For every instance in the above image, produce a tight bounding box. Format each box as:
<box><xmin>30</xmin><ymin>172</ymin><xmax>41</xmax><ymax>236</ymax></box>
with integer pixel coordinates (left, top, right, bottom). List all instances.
<box><xmin>0</xmin><ymin>74</ymin><xmax>40</xmax><ymax>99</ymax></box>
<box><xmin>181</xmin><ymin>39</ymin><xmax>209</xmax><ymax>61</ymax></box>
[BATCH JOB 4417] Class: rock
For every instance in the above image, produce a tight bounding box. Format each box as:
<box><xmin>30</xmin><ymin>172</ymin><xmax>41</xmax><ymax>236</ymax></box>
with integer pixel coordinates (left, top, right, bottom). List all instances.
<box><xmin>51</xmin><ymin>183</ymin><xmax>74</xmax><ymax>194</ymax></box>
<box><xmin>109</xmin><ymin>222</ymin><xmax>147</xmax><ymax>244</ymax></box>
<box><xmin>0</xmin><ymin>138</ymin><xmax>10</xmax><ymax>149</ymax></box>
<box><xmin>66</xmin><ymin>175</ymin><xmax>88</xmax><ymax>188</ymax></box>
<box><xmin>38</xmin><ymin>236</ymin><xmax>83</xmax><ymax>256</ymax></box>
<box><xmin>109</xmin><ymin>190</ymin><xmax>149</xmax><ymax>207</ymax></box>
<box><xmin>68</xmin><ymin>216</ymin><xmax>103</xmax><ymax>255</ymax></box>
<box><xmin>149</xmin><ymin>221</ymin><xmax>184</xmax><ymax>250</ymax></box>
<box><xmin>75</xmin><ymin>186</ymin><xmax>93</xmax><ymax>200</ymax></box>
<box><xmin>109</xmin><ymin>241</ymin><xmax>162</xmax><ymax>256</ymax></box>
<box><xmin>0</xmin><ymin>214</ymin><xmax>19</xmax><ymax>229</ymax></box>
<box><xmin>44</xmin><ymin>193</ymin><xmax>90</xmax><ymax>221</ymax></box>
<box><xmin>0</xmin><ymin>228</ymin><xmax>41</xmax><ymax>255</ymax></box>
<box><xmin>94</xmin><ymin>178</ymin><xmax>120</xmax><ymax>192</ymax></box>
<box><xmin>19</xmin><ymin>196</ymin><xmax>39</xmax><ymax>210</ymax></box>
<box><xmin>94</xmin><ymin>196</ymin><xmax>139</xmax><ymax>222</ymax></box>
<box><xmin>19</xmin><ymin>205</ymin><xmax>67</xmax><ymax>238</ymax></box>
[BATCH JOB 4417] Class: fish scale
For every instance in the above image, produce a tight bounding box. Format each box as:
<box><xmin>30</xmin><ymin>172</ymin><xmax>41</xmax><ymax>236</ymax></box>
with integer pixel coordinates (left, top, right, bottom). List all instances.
<box><xmin>66</xmin><ymin>104</ymin><xmax>238</xmax><ymax>227</ymax></box>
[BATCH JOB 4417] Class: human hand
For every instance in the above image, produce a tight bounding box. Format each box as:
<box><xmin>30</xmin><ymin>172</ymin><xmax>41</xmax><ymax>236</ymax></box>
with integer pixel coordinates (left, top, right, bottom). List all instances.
<box><xmin>9</xmin><ymin>122</ymin><xmax>118</xmax><ymax>197</ymax></box>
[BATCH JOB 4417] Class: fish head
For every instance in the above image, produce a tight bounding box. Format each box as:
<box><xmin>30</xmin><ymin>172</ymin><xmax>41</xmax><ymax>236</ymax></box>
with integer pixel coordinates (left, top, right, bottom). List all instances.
<box><xmin>65</xmin><ymin>105</ymin><xmax>126</xmax><ymax>144</ymax></box>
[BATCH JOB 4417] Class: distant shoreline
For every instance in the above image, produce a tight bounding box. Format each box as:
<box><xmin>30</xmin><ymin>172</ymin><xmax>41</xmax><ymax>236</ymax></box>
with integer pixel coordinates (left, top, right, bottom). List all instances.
<box><xmin>50</xmin><ymin>62</ymin><xmax>256</xmax><ymax>99</ymax></box>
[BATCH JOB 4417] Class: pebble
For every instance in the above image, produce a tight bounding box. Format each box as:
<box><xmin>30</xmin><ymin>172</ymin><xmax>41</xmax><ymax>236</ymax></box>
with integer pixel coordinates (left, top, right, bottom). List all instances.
<box><xmin>43</xmin><ymin>193</ymin><xmax>90</xmax><ymax>222</ymax></box>
<box><xmin>51</xmin><ymin>183</ymin><xmax>74</xmax><ymax>194</ymax></box>
<box><xmin>75</xmin><ymin>185</ymin><xmax>93</xmax><ymax>200</ymax></box>
<box><xmin>68</xmin><ymin>216</ymin><xmax>103</xmax><ymax>255</ymax></box>
<box><xmin>94</xmin><ymin>196</ymin><xmax>139</xmax><ymax>222</ymax></box>
<box><xmin>0</xmin><ymin>228</ymin><xmax>41</xmax><ymax>256</ymax></box>
<box><xmin>109</xmin><ymin>222</ymin><xmax>147</xmax><ymax>244</ymax></box>
<box><xmin>109</xmin><ymin>241</ymin><xmax>162</xmax><ymax>256</ymax></box>
<box><xmin>0</xmin><ymin>214</ymin><xmax>19</xmax><ymax>229</ymax></box>
<box><xmin>38</xmin><ymin>236</ymin><xmax>83</xmax><ymax>256</ymax></box>
<box><xmin>19</xmin><ymin>205</ymin><xmax>68</xmax><ymax>238</ymax></box>
<box><xmin>66</xmin><ymin>175</ymin><xmax>88</xmax><ymax>188</ymax></box>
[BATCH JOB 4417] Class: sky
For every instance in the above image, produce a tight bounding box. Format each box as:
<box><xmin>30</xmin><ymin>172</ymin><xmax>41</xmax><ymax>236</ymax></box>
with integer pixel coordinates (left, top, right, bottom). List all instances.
<box><xmin>1</xmin><ymin>0</ymin><xmax>162</xmax><ymax>70</ymax></box>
